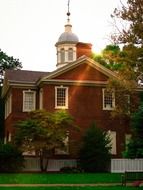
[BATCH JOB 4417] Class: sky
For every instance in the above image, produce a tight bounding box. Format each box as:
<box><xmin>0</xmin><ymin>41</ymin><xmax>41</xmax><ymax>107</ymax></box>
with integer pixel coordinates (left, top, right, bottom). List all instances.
<box><xmin>0</xmin><ymin>0</ymin><xmax>126</xmax><ymax>72</ymax></box>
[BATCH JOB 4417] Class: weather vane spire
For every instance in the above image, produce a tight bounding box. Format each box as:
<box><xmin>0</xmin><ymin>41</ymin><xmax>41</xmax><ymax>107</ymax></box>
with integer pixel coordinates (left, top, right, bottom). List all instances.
<box><xmin>67</xmin><ymin>0</ymin><xmax>71</xmax><ymax>21</ymax></box>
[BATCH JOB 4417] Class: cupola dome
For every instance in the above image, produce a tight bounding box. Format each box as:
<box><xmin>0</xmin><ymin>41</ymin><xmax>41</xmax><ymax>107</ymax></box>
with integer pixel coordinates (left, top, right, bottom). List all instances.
<box><xmin>57</xmin><ymin>23</ymin><xmax>79</xmax><ymax>44</ymax></box>
<box><xmin>55</xmin><ymin>0</ymin><xmax>79</xmax><ymax>68</ymax></box>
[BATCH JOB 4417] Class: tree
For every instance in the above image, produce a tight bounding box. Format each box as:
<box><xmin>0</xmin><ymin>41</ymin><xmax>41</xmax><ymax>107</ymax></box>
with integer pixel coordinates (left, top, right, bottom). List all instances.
<box><xmin>93</xmin><ymin>44</ymin><xmax>137</xmax><ymax>118</ymax></box>
<box><xmin>79</xmin><ymin>122</ymin><xmax>111</xmax><ymax>172</ymax></box>
<box><xmin>0</xmin><ymin>142</ymin><xmax>24</xmax><ymax>172</ymax></box>
<box><xmin>123</xmin><ymin>101</ymin><xmax>143</xmax><ymax>158</ymax></box>
<box><xmin>111</xmin><ymin>0</ymin><xmax>143</xmax><ymax>76</ymax></box>
<box><xmin>0</xmin><ymin>49</ymin><xmax>22</xmax><ymax>140</ymax></box>
<box><xmin>13</xmin><ymin>110</ymin><xmax>78</xmax><ymax>172</ymax></box>
<box><xmin>101</xmin><ymin>0</ymin><xmax>143</xmax><ymax>118</ymax></box>
<box><xmin>0</xmin><ymin>49</ymin><xmax>22</xmax><ymax>85</ymax></box>
<box><xmin>92</xmin><ymin>44</ymin><xmax>124</xmax><ymax>71</ymax></box>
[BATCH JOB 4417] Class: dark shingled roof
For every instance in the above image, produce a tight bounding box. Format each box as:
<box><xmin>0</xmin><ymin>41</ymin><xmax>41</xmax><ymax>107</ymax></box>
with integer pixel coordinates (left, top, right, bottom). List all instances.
<box><xmin>5</xmin><ymin>69</ymin><xmax>50</xmax><ymax>83</ymax></box>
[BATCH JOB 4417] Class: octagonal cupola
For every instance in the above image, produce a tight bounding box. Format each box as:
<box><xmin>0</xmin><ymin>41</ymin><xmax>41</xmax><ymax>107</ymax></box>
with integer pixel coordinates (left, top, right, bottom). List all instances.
<box><xmin>55</xmin><ymin>4</ymin><xmax>79</xmax><ymax>68</ymax></box>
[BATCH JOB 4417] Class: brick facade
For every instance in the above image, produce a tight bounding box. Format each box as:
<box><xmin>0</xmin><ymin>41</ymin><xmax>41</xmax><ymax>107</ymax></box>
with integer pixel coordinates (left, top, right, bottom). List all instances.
<box><xmin>2</xmin><ymin>57</ymin><xmax>133</xmax><ymax>158</ymax></box>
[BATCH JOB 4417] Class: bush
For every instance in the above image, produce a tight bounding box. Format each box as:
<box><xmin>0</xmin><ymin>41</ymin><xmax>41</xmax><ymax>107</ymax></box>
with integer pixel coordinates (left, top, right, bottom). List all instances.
<box><xmin>0</xmin><ymin>142</ymin><xmax>24</xmax><ymax>172</ymax></box>
<box><xmin>78</xmin><ymin>122</ymin><xmax>111</xmax><ymax>172</ymax></box>
<box><xmin>60</xmin><ymin>166</ymin><xmax>83</xmax><ymax>173</ymax></box>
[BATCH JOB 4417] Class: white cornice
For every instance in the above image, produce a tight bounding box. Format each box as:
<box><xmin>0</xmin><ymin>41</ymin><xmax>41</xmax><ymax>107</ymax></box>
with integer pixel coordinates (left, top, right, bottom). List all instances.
<box><xmin>40</xmin><ymin>79</ymin><xmax>108</xmax><ymax>87</ymax></box>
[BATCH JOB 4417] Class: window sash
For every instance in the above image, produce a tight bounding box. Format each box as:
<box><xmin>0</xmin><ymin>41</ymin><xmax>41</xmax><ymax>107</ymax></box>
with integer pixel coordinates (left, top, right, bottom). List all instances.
<box><xmin>5</xmin><ymin>94</ymin><xmax>12</xmax><ymax>118</ymax></box>
<box><xmin>23</xmin><ymin>91</ymin><xmax>36</xmax><ymax>112</ymax></box>
<box><xmin>39</xmin><ymin>89</ymin><xmax>43</xmax><ymax>109</ymax></box>
<box><xmin>103</xmin><ymin>89</ymin><xmax>115</xmax><ymax>110</ymax></box>
<box><xmin>68</xmin><ymin>48</ymin><xmax>73</xmax><ymax>61</ymax></box>
<box><xmin>61</xmin><ymin>48</ymin><xmax>65</xmax><ymax>62</ymax></box>
<box><xmin>108</xmin><ymin>131</ymin><xmax>117</xmax><ymax>155</ymax></box>
<box><xmin>55</xmin><ymin>87</ymin><xmax>68</xmax><ymax>109</ymax></box>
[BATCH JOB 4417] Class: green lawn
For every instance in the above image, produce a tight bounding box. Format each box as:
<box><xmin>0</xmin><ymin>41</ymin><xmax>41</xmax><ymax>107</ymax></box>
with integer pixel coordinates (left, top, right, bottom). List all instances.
<box><xmin>0</xmin><ymin>173</ymin><xmax>122</xmax><ymax>184</ymax></box>
<box><xmin>0</xmin><ymin>187</ymin><xmax>141</xmax><ymax>190</ymax></box>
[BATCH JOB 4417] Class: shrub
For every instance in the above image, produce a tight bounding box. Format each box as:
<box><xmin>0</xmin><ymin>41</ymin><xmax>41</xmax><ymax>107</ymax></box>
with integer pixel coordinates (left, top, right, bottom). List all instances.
<box><xmin>0</xmin><ymin>142</ymin><xmax>24</xmax><ymax>172</ymax></box>
<box><xmin>60</xmin><ymin>166</ymin><xmax>83</xmax><ymax>173</ymax></box>
<box><xmin>78</xmin><ymin>122</ymin><xmax>111</xmax><ymax>172</ymax></box>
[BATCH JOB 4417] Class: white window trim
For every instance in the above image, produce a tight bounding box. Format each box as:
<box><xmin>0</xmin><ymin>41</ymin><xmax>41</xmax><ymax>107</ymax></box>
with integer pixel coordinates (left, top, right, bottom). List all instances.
<box><xmin>5</xmin><ymin>94</ymin><xmax>12</xmax><ymax>119</ymax></box>
<box><xmin>23</xmin><ymin>90</ymin><xmax>36</xmax><ymax>112</ymax></box>
<box><xmin>39</xmin><ymin>88</ymin><xmax>43</xmax><ymax>109</ymax></box>
<box><xmin>124</xmin><ymin>94</ymin><xmax>130</xmax><ymax>113</ymax></box>
<box><xmin>108</xmin><ymin>130</ymin><xmax>117</xmax><ymax>155</ymax></box>
<box><xmin>68</xmin><ymin>48</ymin><xmax>73</xmax><ymax>62</ymax></box>
<box><xmin>102</xmin><ymin>89</ymin><xmax>115</xmax><ymax>110</ymax></box>
<box><xmin>55</xmin><ymin>86</ymin><xmax>68</xmax><ymax>109</ymax></box>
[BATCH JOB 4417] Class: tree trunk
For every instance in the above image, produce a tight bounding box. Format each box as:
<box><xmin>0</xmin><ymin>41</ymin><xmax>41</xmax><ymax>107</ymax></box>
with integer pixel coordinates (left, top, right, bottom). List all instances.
<box><xmin>39</xmin><ymin>150</ymin><xmax>49</xmax><ymax>172</ymax></box>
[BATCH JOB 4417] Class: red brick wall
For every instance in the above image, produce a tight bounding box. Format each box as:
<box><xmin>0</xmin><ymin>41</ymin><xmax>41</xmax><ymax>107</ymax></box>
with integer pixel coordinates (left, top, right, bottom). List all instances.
<box><xmin>54</xmin><ymin>63</ymin><xmax>108</xmax><ymax>81</ymax></box>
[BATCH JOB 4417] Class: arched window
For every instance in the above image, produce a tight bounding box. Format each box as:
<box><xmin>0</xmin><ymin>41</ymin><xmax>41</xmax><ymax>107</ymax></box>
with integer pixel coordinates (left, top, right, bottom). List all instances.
<box><xmin>68</xmin><ymin>48</ymin><xmax>73</xmax><ymax>61</ymax></box>
<box><xmin>61</xmin><ymin>48</ymin><xmax>65</xmax><ymax>62</ymax></box>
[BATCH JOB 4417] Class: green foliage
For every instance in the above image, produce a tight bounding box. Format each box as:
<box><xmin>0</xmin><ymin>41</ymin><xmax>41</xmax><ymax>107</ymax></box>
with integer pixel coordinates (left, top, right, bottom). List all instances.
<box><xmin>106</xmin><ymin>0</ymin><xmax>143</xmax><ymax>119</ymax></box>
<box><xmin>79</xmin><ymin>122</ymin><xmax>111</xmax><ymax>172</ymax></box>
<box><xmin>123</xmin><ymin>102</ymin><xmax>143</xmax><ymax>158</ymax></box>
<box><xmin>111</xmin><ymin>0</ymin><xmax>143</xmax><ymax>74</ymax></box>
<box><xmin>0</xmin><ymin>49</ymin><xmax>22</xmax><ymax>140</ymax></box>
<box><xmin>0</xmin><ymin>49</ymin><xmax>22</xmax><ymax>85</ymax></box>
<box><xmin>60</xmin><ymin>166</ymin><xmax>83</xmax><ymax>173</ymax></box>
<box><xmin>13</xmin><ymin>110</ymin><xmax>78</xmax><ymax>171</ymax></box>
<box><xmin>92</xmin><ymin>44</ymin><xmax>123</xmax><ymax>71</ymax></box>
<box><xmin>0</xmin><ymin>142</ymin><xmax>24</xmax><ymax>172</ymax></box>
<box><xmin>0</xmin><ymin>49</ymin><xmax>22</xmax><ymax>70</ymax></box>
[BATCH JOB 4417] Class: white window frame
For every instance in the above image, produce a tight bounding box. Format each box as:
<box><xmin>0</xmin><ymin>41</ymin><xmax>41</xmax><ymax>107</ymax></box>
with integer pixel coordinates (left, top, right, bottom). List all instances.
<box><xmin>60</xmin><ymin>48</ymin><xmax>65</xmax><ymax>63</ymax></box>
<box><xmin>5</xmin><ymin>94</ymin><xmax>12</xmax><ymax>119</ymax></box>
<box><xmin>68</xmin><ymin>48</ymin><xmax>73</xmax><ymax>61</ymax></box>
<box><xmin>125</xmin><ymin>134</ymin><xmax>131</xmax><ymax>151</ymax></box>
<box><xmin>39</xmin><ymin>88</ymin><xmax>43</xmax><ymax>109</ymax></box>
<box><xmin>23</xmin><ymin>90</ymin><xmax>36</xmax><ymax>112</ymax></box>
<box><xmin>55</xmin><ymin>86</ymin><xmax>68</xmax><ymax>109</ymax></box>
<box><xmin>108</xmin><ymin>130</ymin><xmax>117</xmax><ymax>155</ymax></box>
<box><xmin>124</xmin><ymin>94</ymin><xmax>130</xmax><ymax>113</ymax></box>
<box><xmin>55</xmin><ymin>132</ymin><xmax>69</xmax><ymax>155</ymax></box>
<box><xmin>102</xmin><ymin>89</ymin><xmax>115</xmax><ymax>110</ymax></box>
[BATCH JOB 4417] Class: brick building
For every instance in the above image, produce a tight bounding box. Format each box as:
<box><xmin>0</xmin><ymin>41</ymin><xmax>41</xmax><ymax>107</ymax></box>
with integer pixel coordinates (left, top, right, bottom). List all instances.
<box><xmin>2</xmin><ymin>12</ymin><xmax>140</xmax><ymax>159</ymax></box>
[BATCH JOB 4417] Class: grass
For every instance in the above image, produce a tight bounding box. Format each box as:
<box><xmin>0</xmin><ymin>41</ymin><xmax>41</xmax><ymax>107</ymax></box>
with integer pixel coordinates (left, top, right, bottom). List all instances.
<box><xmin>0</xmin><ymin>173</ymin><xmax>122</xmax><ymax>184</ymax></box>
<box><xmin>0</xmin><ymin>187</ymin><xmax>141</xmax><ymax>190</ymax></box>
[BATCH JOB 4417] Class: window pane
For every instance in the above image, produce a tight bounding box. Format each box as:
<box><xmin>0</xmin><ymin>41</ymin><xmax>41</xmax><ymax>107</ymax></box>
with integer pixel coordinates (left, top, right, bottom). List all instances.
<box><xmin>23</xmin><ymin>91</ymin><xmax>35</xmax><ymax>111</ymax></box>
<box><xmin>104</xmin><ymin>91</ymin><xmax>113</xmax><ymax>108</ymax></box>
<box><xmin>57</xmin><ymin>88</ymin><xmax>66</xmax><ymax>106</ymax></box>
<box><xmin>103</xmin><ymin>89</ymin><xmax>115</xmax><ymax>110</ymax></box>
<box><xmin>61</xmin><ymin>49</ymin><xmax>65</xmax><ymax>62</ymax></box>
<box><xmin>68</xmin><ymin>48</ymin><xmax>73</xmax><ymax>61</ymax></box>
<box><xmin>55</xmin><ymin>87</ymin><xmax>68</xmax><ymax>109</ymax></box>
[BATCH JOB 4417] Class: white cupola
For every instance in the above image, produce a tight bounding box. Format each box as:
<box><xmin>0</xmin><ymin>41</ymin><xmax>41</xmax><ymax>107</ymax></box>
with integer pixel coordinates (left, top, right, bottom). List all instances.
<box><xmin>55</xmin><ymin>3</ymin><xmax>79</xmax><ymax>68</ymax></box>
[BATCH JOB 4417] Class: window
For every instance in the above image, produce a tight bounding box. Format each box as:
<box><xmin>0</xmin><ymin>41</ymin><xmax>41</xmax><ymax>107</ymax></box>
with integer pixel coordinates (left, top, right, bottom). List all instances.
<box><xmin>60</xmin><ymin>48</ymin><xmax>65</xmax><ymax>63</ymax></box>
<box><xmin>5</xmin><ymin>94</ymin><xmax>12</xmax><ymax>118</ymax></box>
<box><xmin>39</xmin><ymin>88</ymin><xmax>43</xmax><ymax>109</ymax></box>
<box><xmin>124</xmin><ymin>95</ymin><xmax>130</xmax><ymax>113</ymax></box>
<box><xmin>108</xmin><ymin>131</ymin><xmax>117</xmax><ymax>155</ymax></box>
<box><xmin>103</xmin><ymin>89</ymin><xmax>115</xmax><ymax>110</ymax></box>
<box><xmin>55</xmin><ymin>86</ymin><xmax>68</xmax><ymax>109</ymax></box>
<box><xmin>68</xmin><ymin>48</ymin><xmax>73</xmax><ymax>61</ymax></box>
<box><xmin>55</xmin><ymin>132</ymin><xmax>69</xmax><ymax>155</ymax></box>
<box><xmin>125</xmin><ymin>134</ymin><xmax>131</xmax><ymax>151</ymax></box>
<box><xmin>23</xmin><ymin>90</ymin><xmax>36</xmax><ymax>112</ymax></box>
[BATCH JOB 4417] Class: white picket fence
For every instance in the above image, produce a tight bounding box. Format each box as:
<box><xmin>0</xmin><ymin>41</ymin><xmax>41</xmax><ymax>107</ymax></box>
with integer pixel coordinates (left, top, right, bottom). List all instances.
<box><xmin>111</xmin><ymin>159</ymin><xmax>143</xmax><ymax>173</ymax></box>
<box><xmin>23</xmin><ymin>157</ymin><xmax>143</xmax><ymax>173</ymax></box>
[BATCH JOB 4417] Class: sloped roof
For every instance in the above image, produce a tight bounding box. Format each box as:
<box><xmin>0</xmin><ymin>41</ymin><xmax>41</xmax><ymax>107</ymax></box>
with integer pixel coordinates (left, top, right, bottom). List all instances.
<box><xmin>5</xmin><ymin>69</ymin><xmax>50</xmax><ymax>83</ymax></box>
<box><xmin>41</xmin><ymin>56</ymin><xmax>118</xmax><ymax>81</ymax></box>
